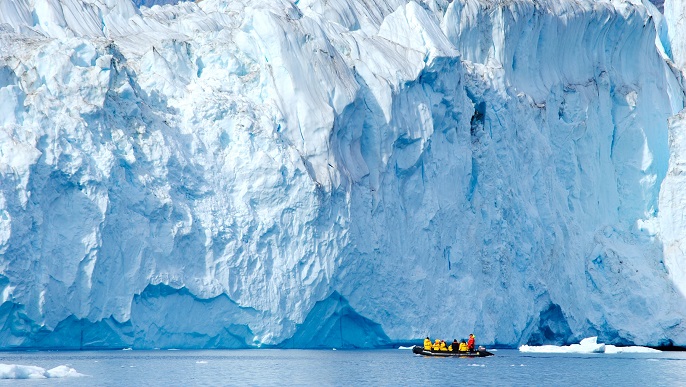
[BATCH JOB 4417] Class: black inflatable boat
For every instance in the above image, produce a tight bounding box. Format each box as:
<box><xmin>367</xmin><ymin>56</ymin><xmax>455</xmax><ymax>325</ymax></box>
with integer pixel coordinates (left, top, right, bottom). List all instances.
<box><xmin>412</xmin><ymin>345</ymin><xmax>494</xmax><ymax>357</ymax></box>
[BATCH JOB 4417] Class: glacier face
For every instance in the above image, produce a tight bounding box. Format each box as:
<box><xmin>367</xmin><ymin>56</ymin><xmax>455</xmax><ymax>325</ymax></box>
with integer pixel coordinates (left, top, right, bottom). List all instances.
<box><xmin>0</xmin><ymin>0</ymin><xmax>686</xmax><ymax>349</ymax></box>
<box><xmin>666</xmin><ymin>0</ymin><xmax>686</xmax><ymax>68</ymax></box>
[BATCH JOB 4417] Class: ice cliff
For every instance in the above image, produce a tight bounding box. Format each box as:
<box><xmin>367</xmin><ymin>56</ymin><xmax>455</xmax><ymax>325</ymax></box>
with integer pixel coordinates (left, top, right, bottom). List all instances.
<box><xmin>666</xmin><ymin>0</ymin><xmax>686</xmax><ymax>68</ymax></box>
<box><xmin>1</xmin><ymin>0</ymin><xmax>686</xmax><ymax>349</ymax></box>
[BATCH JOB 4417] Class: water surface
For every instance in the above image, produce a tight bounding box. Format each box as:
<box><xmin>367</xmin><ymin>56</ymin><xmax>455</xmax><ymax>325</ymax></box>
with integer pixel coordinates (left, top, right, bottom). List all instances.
<box><xmin>1</xmin><ymin>348</ymin><xmax>685</xmax><ymax>386</ymax></box>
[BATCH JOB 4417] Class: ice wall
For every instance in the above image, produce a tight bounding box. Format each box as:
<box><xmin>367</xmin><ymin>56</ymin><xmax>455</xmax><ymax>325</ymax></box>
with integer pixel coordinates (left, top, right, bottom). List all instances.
<box><xmin>1</xmin><ymin>0</ymin><xmax>686</xmax><ymax>349</ymax></box>
<box><xmin>660</xmin><ymin>112</ymin><xmax>686</xmax><ymax>305</ymax></box>
<box><xmin>661</xmin><ymin>0</ymin><xmax>686</xmax><ymax>326</ymax></box>
<box><xmin>665</xmin><ymin>0</ymin><xmax>686</xmax><ymax>68</ymax></box>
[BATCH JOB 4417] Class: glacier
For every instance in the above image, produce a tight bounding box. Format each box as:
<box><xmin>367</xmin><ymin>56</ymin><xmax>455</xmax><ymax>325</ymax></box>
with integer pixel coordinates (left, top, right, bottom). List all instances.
<box><xmin>1</xmin><ymin>0</ymin><xmax>686</xmax><ymax>349</ymax></box>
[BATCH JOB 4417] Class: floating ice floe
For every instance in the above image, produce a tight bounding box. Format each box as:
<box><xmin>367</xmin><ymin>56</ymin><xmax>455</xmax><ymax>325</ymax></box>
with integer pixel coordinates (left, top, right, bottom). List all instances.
<box><xmin>397</xmin><ymin>346</ymin><xmax>413</xmax><ymax>350</ymax></box>
<box><xmin>519</xmin><ymin>337</ymin><xmax>660</xmax><ymax>354</ymax></box>
<box><xmin>605</xmin><ymin>345</ymin><xmax>661</xmax><ymax>354</ymax></box>
<box><xmin>0</xmin><ymin>364</ymin><xmax>84</xmax><ymax>379</ymax></box>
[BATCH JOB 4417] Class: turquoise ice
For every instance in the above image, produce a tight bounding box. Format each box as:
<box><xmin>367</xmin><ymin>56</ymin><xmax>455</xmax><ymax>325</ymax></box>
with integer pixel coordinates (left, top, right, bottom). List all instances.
<box><xmin>0</xmin><ymin>0</ymin><xmax>686</xmax><ymax>349</ymax></box>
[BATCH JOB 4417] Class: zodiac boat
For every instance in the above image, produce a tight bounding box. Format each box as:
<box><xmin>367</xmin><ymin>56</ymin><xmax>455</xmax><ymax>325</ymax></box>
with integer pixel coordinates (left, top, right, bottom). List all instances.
<box><xmin>412</xmin><ymin>345</ymin><xmax>494</xmax><ymax>357</ymax></box>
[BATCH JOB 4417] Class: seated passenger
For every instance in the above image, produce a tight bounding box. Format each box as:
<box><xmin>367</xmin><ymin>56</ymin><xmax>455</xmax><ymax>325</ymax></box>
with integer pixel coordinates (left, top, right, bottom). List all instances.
<box><xmin>451</xmin><ymin>339</ymin><xmax>459</xmax><ymax>352</ymax></box>
<box><xmin>424</xmin><ymin>337</ymin><xmax>432</xmax><ymax>350</ymax></box>
<box><xmin>432</xmin><ymin>339</ymin><xmax>441</xmax><ymax>351</ymax></box>
<box><xmin>440</xmin><ymin>340</ymin><xmax>448</xmax><ymax>351</ymax></box>
<box><xmin>458</xmin><ymin>341</ymin><xmax>468</xmax><ymax>352</ymax></box>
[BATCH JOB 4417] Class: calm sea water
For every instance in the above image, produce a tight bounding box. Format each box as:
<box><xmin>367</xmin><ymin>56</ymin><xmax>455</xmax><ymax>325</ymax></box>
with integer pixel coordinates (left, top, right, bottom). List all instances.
<box><xmin>1</xmin><ymin>348</ymin><xmax>686</xmax><ymax>386</ymax></box>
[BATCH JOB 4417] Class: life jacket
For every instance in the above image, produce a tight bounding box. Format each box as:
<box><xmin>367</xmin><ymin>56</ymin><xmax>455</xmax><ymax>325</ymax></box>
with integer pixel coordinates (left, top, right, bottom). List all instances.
<box><xmin>468</xmin><ymin>336</ymin><xmax>475</xmax><ymax>350</ymax></box>
<box><xmin>424</xmin><ymin>339</ymin><xmax>432</xmax><ymax>350</ymax></box>
<box><xmin>448</xmin><ymin>345</ymin><xmax>453</xmax><ymax>351</ymax></box>
<box><xmin>432</xmin><ymin>340</ymin><xmax>440</xmax><ymax>351</ymax></box>
<box><xmin>459</xmin><ymin>342</ymin><xmax>468</xmax><ymax>351</ymax></box>
<box><xmin>440</xmin><ymin>341</ymin><xmax>448</xmax><ymax>351</ymax></box>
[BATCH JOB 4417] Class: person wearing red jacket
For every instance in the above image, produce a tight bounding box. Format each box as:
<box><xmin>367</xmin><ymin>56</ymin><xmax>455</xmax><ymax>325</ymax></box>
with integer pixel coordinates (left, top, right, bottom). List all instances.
<box><xmin>467</xmin><ymin>334</ymin><xmax>475</xmax><ymax>351</ymax></box>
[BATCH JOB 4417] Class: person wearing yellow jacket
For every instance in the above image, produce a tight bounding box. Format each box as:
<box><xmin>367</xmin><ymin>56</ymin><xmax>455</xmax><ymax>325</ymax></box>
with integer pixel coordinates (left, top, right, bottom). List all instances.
<box><xmin>439</xmin><ymin>340</ymin><xmax>448</xmax><ymax>351</ymax></box>
<box><xmin>424</xmin><ymin>337</ymin><xmax>432</xmax><ymax>351</ymax></box>
<box><xmin>432</xmin><ymin>339</ymin><xmax>441</xmax><ymax>351</ymax></box>
<box><xmin>458</xmin><ymin>341</ymin><xmax>468</xmax><ymax>352</ymax></box>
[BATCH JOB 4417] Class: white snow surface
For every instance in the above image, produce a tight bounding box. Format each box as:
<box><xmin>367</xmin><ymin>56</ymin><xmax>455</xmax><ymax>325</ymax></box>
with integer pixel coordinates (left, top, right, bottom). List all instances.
<box><xmin>1</xmin><ymin>0</ymin><xmax>686</xmax><ymax>349</ymax></box>
<box><xmin>519</xmin><ymin>337</ymin><xmax>660</xmax><ymax>354</ymax></box>
<box><xmin>0</xmin><ymin>364</ymin><xmax>84</xmax><ymax>379</ymax></box>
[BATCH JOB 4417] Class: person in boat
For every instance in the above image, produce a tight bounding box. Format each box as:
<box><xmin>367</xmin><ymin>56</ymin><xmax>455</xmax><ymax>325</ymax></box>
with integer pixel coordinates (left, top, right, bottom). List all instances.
<box><xmin>424</xmin><ymin>337</ymin><xmax>432</xmax><ymax>351</ymax></box>
<box><xmin>432</xmin><ymin>339</ymin><xmax>441</xmax><ymax>351</ymax></box>
<box><xmin>467</xmin><ymin>334</ymin><xmax>475</xmax><ymax>351</ymax></box>
<box><xmin>458</xmin><ymin>340</ymin><xmax>468</xmax><ymax>352</ymax></box>
<box><xmin>451</xmin><ymin>339</ymin><xmax>459</xmax><ymax>352</ymax></box>
<box><xmin>440</xmin><ymin>340</ymin><xmax>448</xmax><ymax>351</ymax></box>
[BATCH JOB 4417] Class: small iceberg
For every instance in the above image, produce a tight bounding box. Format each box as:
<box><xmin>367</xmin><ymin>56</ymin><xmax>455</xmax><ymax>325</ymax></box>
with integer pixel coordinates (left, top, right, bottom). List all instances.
<box><xmin>520</xmin><ymin>337</ymin><xmax>605</xmax><ymax>353</ymax></box>
<box><xmin>605</xmin><ymin>345</ymin><xmax>660</xmax><ymax>354</ymax></box>
<box><xmin>519</xmin><ymin>337</ymin><xmax>660</xmax><ymax>354</ymax></box>
<box><xmin>0</xmin><ymin>364</ymin><xmax>84</xmax><ymax>379</ymax></box>
<box><xmin>397</xmin><ymin>346</ymin><xmax>413</xmax><ymax>350</ymax></box>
